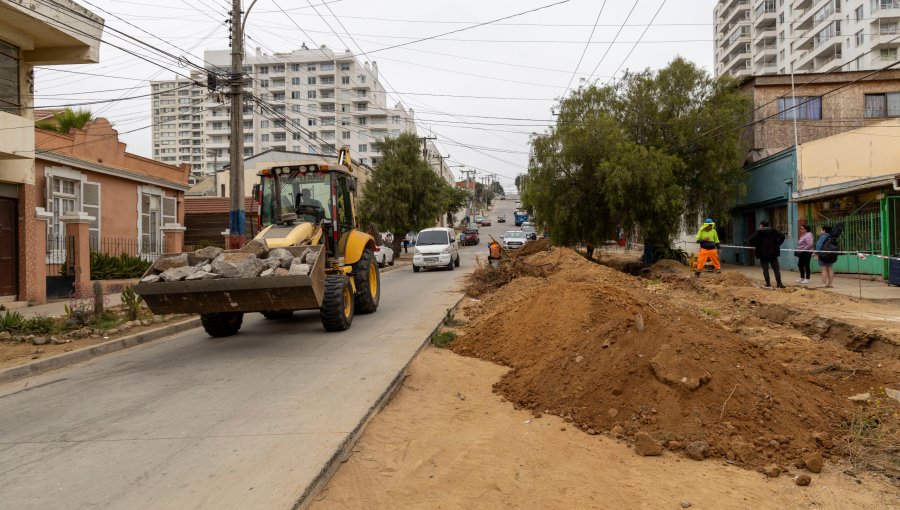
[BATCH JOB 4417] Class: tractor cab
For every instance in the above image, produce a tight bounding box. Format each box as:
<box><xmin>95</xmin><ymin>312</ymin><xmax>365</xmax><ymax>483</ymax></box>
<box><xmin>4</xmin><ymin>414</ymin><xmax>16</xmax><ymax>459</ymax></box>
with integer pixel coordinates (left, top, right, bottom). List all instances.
<box><xmin>256</xmin><ymin>162</ymin><xmax>359</xmax><ymax>260</ymax></box>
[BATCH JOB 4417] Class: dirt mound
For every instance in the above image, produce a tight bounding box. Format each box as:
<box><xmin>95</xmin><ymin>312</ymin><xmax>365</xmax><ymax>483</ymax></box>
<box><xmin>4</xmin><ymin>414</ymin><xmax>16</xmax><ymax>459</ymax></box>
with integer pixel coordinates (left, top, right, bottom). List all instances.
<box><xmin>511</xmin><ymin>238</ymin><xmax>552</xmax><ymax>259</ymax></box>
<box><xmin>453</xmin><ymin>248</ymin><xmax>899</xmax><ymax>472</ymax></box>
<box><xmin>650</xmin><ymin>258</ymin><xmax>689</xmax><ymax>273</ymax></box>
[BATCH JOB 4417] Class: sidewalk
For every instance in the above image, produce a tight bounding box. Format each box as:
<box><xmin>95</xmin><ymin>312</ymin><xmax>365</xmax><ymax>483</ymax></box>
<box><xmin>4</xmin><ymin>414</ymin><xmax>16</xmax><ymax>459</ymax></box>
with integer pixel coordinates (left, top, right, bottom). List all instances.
<box><xmin>723</xmin><ymin>264</ymin><xmax>900</xmax><ymax>300</ymax></box>
<box><xmin>12</xmin><ymin>293</ymin><xmax>124</xmax><ymax>319</ymax></box>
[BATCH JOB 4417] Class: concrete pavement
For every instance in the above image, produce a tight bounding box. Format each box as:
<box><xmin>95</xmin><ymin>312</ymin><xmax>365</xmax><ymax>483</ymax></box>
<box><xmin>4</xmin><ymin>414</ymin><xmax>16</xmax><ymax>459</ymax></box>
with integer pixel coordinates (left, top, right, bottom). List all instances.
<box><xmin>0</xmin><ymin>201</ymin><xmax>519</xmax><ymax>510</ymax></box>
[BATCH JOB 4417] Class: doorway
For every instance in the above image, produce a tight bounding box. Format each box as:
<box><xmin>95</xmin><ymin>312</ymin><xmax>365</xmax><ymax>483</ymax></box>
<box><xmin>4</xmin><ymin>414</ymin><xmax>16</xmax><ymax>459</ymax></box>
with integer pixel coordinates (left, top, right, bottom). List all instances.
<box><xmin>0</xmin><ymin>197</ymin><xmax>18</xmax><ymax>297</ymax></box>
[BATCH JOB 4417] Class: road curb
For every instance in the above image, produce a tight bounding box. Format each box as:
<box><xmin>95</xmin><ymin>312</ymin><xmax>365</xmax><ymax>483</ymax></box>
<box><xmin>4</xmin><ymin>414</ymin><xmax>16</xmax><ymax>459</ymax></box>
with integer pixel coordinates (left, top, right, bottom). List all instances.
<box><xmin>0</xmin><ymin>317</ymin><xmax>201</xmax><ymax>386</ymax></box>
<box><xmin>293</xmin><ymin>293</ymin><xmax>467</xmax><ymax>510</ymax></box>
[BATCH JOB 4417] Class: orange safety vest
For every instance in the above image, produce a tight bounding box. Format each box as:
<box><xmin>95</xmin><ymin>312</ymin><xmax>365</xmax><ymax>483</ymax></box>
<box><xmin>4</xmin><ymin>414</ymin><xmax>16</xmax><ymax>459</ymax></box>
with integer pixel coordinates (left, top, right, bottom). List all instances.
<box><xmin>489</xmin><ymin>242</ymin><xmax>501</xmax><ymax>259</ymax></box>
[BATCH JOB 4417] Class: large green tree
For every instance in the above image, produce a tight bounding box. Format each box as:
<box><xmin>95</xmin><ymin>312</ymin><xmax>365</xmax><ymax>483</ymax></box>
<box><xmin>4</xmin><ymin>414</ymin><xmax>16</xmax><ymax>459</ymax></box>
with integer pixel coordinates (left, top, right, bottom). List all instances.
<box><xmin>525</xmin><ymin>57</ymin><xmax>749</xmax><ymax>247</ymax></box>
<box><xmin>35</xmin><ymin>108</ymin><xmax>95</xmax><ymax>134</ymax></box>
<box><xmin>359</xmin><ymin>132</ymin><xmax>452</xmax><ymax>252</ymax></box>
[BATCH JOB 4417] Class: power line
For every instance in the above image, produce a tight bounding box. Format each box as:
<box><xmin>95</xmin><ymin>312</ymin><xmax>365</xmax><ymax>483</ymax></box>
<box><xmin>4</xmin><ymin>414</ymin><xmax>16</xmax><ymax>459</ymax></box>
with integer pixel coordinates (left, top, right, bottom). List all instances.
<box><xmin>604</xmin><ymin>0</ymin><xmax>669</xmax><ymax>86</ymax></box>
<box><xmin>562</xmin><ymin>1</ymin><xmax>607</xmax><ymax>97</ymax></box>
<box><xmin>586</xmin><ymin>0</ymin><xmax>639</xmax><ymax>82</ymax></box>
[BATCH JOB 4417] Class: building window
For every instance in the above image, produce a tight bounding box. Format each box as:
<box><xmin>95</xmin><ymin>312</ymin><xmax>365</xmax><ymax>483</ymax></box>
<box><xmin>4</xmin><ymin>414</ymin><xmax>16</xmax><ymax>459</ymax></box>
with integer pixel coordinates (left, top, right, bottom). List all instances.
<box><xmin>777</xmin><ymin>96</ymin><xmax>822</xmax><ymax>120</ymax></box>
<box><xmin>341</xmin><ymin>76</ymin><xmax>350</xmax><ymax>85</ymax></box>
<box><xmin>259</xmin><ymin>66</ymin><xmax>268</xmax><ymax>75</ymax></box>
<box><xmin>308</xmin><ymin>90</ymin><xmax>317</xmax><ymax>99</ymax></box>
<box><xmin>291</xmin><ymin>64</ymin><xmax>300</xmax><ymax>72</ymax></box>
<box><xmin>307</xmin><ymin>64</ymin><xmax>316</xmax><ymax>71</ymax></box>
<box><xmin>291</xmin><ymin>91</ymin><xmax>303</xmax><ymax>99</ymax></box>
<box><xmin>340</xmin><ymin>62</ymin><xmax>350</xmax><ymax>71</ymax></box>
<box><xmin>261</xmin><ymin>134</ymin><xmax>269</xmax><ymax>142</ymax></box>
<box><xmin>308</xmin><ymin>118</ymin><xmax>317</xmax><ymax>126</ymax></box>
<box><xmin>358</xmin><ymin>144</ymin><xmax>367</xmax><ymax>153</ymax></box>
<box><xmin>881</xmin><ymin>48</ymin><xmax>899</xmax><ymax>61</ymax></box>
<box><xmin>308</xmin><ymin>76</ymin><xmax>317</xmax><ymax>85</ymax></box>
<box><xmin>855</xmin><ymin>5</ymin><xmax>864</xmax><ymax>21</ymax></box>
<box><xmin>261</xmin><ymin>120</ymin><xmax>269</xmax><ymax>128</ymax></box>
<box><xmin>321</xmin><ymin>63</ymin><xmax>334</xmax><ymax>71</ymax></box>
<box><xmin>864</xmin><ymin>92</ymin><xmax>900</xmax><ymax>117</ymax></box>
<box><xmin>856</xmin><ymin>30</ymin><xmax>864</xmax><ymax>46</ymax></box>
<box><xmin>358</xmin><ymin>117</ymin><xmax>367</xmax><ymax>125</ymax></box>
<box><xmin>1</xmin><ymin>39</ymin><xmax>21</xmax><ymax>111</ymax></box>
<box><xmin>292</xmin><ymin>77</ymin><xmax>301</xmax><ymax>85</ymax></box>
<box><xmin>391</xmin><ymin>115</ymin><xmax>401</xmax><ymax>124</ymax></box>
<box><xmin>342</xmin><ymin>131</ymin><xmax>351</xmax><ymax>139</ymax></box>
<box><xmin>259</xmin><ymin>79</ymin><xmax>269</xmax><ymax>87</ymax></box>
<box><xmin>273</xmin><ymin>132</ymin><xmax>286</xmax><ymax>142</ymax></box>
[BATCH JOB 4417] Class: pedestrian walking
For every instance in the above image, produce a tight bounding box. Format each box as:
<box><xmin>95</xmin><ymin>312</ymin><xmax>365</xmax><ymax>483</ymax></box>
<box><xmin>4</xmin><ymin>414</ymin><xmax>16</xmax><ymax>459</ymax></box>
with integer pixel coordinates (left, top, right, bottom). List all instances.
<box><xmin>694</xmin><ymin>218</ymin><xmax>721</xmax><ymax>277</ymax></box>
<box><xmin>747</xmin><ymin>219</ymin><xmax>786</xmax><ymax>289</ymax></box>
<box><xmin>403</xmin><ymin>233</ymin><xmax>411</xmax><ymax>254</ymax></box>
<box><xmin>794</xmin><ymin>224</ymin><xmax>813</xmax><ymax>284</ymax></box>
<box><xmin>815</xmin><ymin>225</ymin><xmax>837</xmax><ymax>288</ymax></box>
<box><xmin>585</xmin><ymin>241</ymin><xmax>594</xmax><ymax>260</ymax></box>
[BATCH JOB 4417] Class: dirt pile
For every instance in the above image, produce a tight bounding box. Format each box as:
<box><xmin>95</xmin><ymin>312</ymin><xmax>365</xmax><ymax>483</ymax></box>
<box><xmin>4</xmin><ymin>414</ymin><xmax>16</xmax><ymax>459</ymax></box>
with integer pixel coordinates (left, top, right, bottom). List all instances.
<box><xmin>452</xmin><ymin>248</ymin><xmax>899</xmax><ymax>473</ymax></box>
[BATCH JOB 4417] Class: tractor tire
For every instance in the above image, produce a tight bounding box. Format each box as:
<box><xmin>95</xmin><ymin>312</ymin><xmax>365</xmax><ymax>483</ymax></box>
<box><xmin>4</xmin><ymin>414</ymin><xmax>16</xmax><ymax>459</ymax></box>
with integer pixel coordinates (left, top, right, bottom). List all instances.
<box><xmin>261</xmin><ymin>310</ymin><xmax>293</xmax><ymax>319</ymax></box>
<box><xmin>320</xmin><ymin>275</ymin><xmax>354</xmax><ymax>331</ymax></box>
<box><xmin>352</xmin><ymin>248</ymin><xmax>380</xmax><ymax>314</ymax></box>
<box><xmin>201</xmin><ymin>312</ymin><xmax>243</xmax><ymax>337</ymax></box>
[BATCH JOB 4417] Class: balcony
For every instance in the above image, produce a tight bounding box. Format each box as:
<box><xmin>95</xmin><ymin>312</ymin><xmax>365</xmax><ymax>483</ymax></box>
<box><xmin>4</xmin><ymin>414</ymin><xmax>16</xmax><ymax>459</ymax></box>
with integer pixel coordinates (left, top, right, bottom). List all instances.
<box><xmin>795</xmin><ymin>39</ymin><xmax>842</xmax><ymax>72</ymax></box>
<box><xmin>753</xmin><ymin>27</ymin><xmax>777</xmax><ymax>46</ymax></box>
<box><xmin>870</xmin><ymin>29</ymin><xmax>900</xmax><ymax>49</ymax></box>
<box><xmin>872</xmin><ymin>0</ymin><xmax>900</xmax><ymax>21</ymax></box>
<box><xmin>721</xmin><ymin>0</ymin><xmax>751</xmax><ymax>27</ymax></box>
<box><xmin>723</xmin><ymin>53</ymin><xmax>752</xmax><ymax>76</ymax></box>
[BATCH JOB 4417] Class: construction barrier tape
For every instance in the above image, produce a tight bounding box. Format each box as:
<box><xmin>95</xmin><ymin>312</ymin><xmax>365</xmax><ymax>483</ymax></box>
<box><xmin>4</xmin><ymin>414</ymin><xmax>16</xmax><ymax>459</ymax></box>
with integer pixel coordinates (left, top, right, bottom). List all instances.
<box><xmin>610</xmin><ymin>241</ymin><xmax>900</xmax><ymax>262</ymax></box>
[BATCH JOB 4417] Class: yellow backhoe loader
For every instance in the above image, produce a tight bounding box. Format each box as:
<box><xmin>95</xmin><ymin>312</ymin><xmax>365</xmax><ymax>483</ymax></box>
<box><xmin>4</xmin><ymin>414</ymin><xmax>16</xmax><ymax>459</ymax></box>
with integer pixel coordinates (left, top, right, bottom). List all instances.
<box><xmin>134</xmin><ymin>148</ymin><xmax>379</xmax><ymax>337</ymax></box>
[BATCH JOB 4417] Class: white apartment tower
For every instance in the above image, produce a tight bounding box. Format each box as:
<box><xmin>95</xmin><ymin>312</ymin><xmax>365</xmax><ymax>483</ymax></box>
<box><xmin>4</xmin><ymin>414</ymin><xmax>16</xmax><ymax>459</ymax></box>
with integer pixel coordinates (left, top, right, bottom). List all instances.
<box><xmin>150</xmin><ymin>46</ymin><xmax>417</xmax><ymax>175</ymax></box>
<box><xmin>714</xmin><ymin>0</ymin><xmax>900</xmax><ymax>78</ymax></box>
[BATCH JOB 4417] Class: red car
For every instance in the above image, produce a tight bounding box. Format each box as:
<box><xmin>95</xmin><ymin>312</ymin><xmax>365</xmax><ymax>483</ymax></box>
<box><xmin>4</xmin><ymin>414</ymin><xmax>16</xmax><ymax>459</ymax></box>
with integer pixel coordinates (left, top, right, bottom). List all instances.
<box><xmin>462</xmin><ymin>229</ymin><xmax>480</xmax><ymax>246</ymax></box>
<box><xmin>480</xmin><ymin>219</ymin><xmax>492</xmax><ymax>226</ymax></box>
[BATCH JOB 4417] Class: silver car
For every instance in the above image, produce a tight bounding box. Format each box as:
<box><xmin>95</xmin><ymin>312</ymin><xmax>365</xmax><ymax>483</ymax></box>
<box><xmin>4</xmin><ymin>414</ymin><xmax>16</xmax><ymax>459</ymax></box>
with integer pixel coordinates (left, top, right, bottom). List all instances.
<box><xmin>500</xmin><ymin>230</ymin><xmax>528</xmax><ymax>250</ymax></box>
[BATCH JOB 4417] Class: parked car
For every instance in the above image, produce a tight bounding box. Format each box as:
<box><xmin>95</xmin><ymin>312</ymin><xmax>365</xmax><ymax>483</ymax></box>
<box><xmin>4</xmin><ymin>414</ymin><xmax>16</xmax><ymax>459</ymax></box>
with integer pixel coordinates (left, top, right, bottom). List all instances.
<box><xmin>500</xmin><ymin>230</ymin><xmax>528</xmax><ymax>250</ymax></box>
<box><xmin>461</xmin><ymin>228</ymin><xmax>480</xmax><ymax>246</ymax></box>
<box><xmin>374</xmin><ymin>244</ymin><xmax>395</xmax><ymax>268</ymax></box>
<box><xmin>413</xmin><ymin>227</ymin><xmax>460</xmax><ymax>272</ymax></box>
<box><xmin>474</xmin><ymin>215</ymin><xmax>484</xmax><ymax>225</ymax></box>
<box><xmin>480</xmin><ymin>218</ymin><xmax>491</xmax><ymax>226</ymax></box>
<box><xmin>521</xmin><ymin>222</ymin><xmax>538</xmax><ymax>240</ymax></box>
<box><xmin>497</xmin><ymin>215</ymin><xmax>506</xmax><ymax>223</ymax></box>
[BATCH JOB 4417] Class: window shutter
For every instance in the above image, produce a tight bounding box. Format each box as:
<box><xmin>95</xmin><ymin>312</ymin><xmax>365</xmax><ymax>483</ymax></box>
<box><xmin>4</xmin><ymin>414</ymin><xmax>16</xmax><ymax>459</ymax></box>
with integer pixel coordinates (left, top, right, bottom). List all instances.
<box><xmin>141</xmin><ymin>194</ymin><xmax>151</xmax><ymax>253</ymax></box>
<box><xmin>82</xmin><ymin>181</ymin><xmax>101</xmax><ymax>250</ymax></box>
<box><xmin>887</xmin><ymin>92</ymin><xmax>900</xmax><ymax>117</ymax></box>
<box><xmin>162</xmin><ymin>196</ymin><xmax>177</xmax><ymax>226</ymax></box>
<box><xmin>44</xmin><ymin>170</ymin><xmax>55</xmax><ymax>242</ymax></box>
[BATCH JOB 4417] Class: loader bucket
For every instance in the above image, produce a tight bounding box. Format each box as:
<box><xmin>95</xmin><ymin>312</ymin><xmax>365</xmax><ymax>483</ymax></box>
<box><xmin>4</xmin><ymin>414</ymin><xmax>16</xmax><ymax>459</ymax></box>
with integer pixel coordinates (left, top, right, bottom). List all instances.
<box><xmin>134</xmin><ymin>245</ymin><xmax>326</xmax><ymax>315</ymax></box>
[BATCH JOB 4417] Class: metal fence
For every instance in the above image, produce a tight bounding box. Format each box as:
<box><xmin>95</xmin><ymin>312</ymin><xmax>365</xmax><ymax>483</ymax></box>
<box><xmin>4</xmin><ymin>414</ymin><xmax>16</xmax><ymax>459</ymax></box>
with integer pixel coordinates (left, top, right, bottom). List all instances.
<box><xmin>807</xmin><ymin>212</ymin><xmax>882</xmax><ymax>254</ymax></box>
<box><xmin>91</xmin><ymin>237</ymin><xmax>163</xmax><ymax>262</ymax></box>
<box><xmin>46</xmin><ymin>236</ymin><xmax>75</xmax><ymax>299</ymax></box>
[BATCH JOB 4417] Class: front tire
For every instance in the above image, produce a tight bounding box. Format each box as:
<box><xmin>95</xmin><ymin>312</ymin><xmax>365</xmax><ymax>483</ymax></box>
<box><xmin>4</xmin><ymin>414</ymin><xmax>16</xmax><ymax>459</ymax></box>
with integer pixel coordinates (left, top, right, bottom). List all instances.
<box><xmin>352</xmin><ymin>248</ymin><xmax>380</xmax><ymax>314</ymax></box>
<box><xmin>201</xmin><ymin>312</ymin><xmax>243</xmax><ymax>337</ymax></box>
<box><xmin>388</xmin><ymin>255</ymin><xmax>395</xmax><ymax>266</ymax></box>
<box><xmin>320</xmin><ymin>275</ymin><xmax>354</xmax><ymax>331</ymax></box>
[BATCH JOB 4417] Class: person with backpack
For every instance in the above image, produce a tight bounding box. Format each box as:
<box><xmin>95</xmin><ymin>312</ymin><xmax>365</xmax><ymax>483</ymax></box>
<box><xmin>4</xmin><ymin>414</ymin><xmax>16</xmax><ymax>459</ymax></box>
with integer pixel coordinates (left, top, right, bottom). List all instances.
<box><xmin>747</xmin><ymin>219</ymin><xmax>786</xmax><ymax>289</ymax></box>
<box><xmin>815</xmin><ymin>225</ymin><xmax>837</xmax><ymax>288</ymax></box>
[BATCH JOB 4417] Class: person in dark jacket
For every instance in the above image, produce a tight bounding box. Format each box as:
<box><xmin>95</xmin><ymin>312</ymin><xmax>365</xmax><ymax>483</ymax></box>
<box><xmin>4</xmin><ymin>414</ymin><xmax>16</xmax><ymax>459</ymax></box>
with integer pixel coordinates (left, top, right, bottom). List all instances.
<box><xmin>747</xmin><ymin>219</ymin><xmax>786</xmax><ymax>289</ymax></box>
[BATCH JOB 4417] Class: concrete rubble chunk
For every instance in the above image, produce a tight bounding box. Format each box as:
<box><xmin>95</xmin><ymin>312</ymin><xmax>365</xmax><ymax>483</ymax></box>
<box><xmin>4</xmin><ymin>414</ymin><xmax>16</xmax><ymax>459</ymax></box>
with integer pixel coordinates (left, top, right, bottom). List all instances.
<box><xmin>140</xmin><ymin>274</ymin><xmax>161</xmax><ymax>284</ymax></box>
<box><xmin>264</xmin><ymin>258</ymin><xmax>282</xmax><ymax>270</ymax></box>
<box><xmin>275</xmin><ymin>268</ymin><xmax>290</xmax><ymax>276</ymax></box>
<box><xmin>194</xmin><ymin>246</ymin><xmax>223</xmax><ymax>261</ymax></box>
<box><xmin>152</xmin><ymin>253</ymin><xmax>189</xmax><ymax>272</ymax></box>
<box><xmin>260</xmin><ymin>268</ymin><xmax>275</xmax><ymax>277</ymax></box>
<box><xmin>289</xmin><ymin>259</ymin><xmax>311</xmax><ymax>276</ymax></box>
<box><xmin>268</xmin><ymin>248</ymin><xmax>294</xmax><ymax>267</ymax></box>
<box><xmin>211</xmin><ymin>259</ymin><xmax>242</xmax><ymax>279</ymax></box>
<box><xmin>237</xmin><ymin>257</ymin><xmax>267</xmax><ymax>278</ymax></box>
<box><xmin>201</xmin><ymin>264</ymin><xmax>213</xmax><ymax>273</ymax></box>
<box><xmin>239</xmin><ymin>239</ymin><xmax>268</xmax><ymax>257</ymax></box>
<box><xmin>304</xmin><ymin>251</ymin><xmax>318</xmax><ymax>266</ymax></box>
<box><xmin>160</xmin><ymin>266</ymin><xmax>199</xmax><ymax>282</ymax></box>
<box><xmin>185</xmin><ymin>270</ymin><xmax>220</xmax><ymax>281</ymax></box>
<box><xmin>218</xmin><ymin>252</ymin><xmax>256</xmax><ymax>264</ymax></box>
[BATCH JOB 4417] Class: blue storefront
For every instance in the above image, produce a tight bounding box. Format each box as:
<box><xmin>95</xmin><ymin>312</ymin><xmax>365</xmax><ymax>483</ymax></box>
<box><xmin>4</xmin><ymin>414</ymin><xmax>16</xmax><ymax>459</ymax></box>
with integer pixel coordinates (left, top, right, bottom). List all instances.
<box><xmin>721</xmin><ymin>148</ymin><xmax>800</xmax><ymax>271</ymax></box>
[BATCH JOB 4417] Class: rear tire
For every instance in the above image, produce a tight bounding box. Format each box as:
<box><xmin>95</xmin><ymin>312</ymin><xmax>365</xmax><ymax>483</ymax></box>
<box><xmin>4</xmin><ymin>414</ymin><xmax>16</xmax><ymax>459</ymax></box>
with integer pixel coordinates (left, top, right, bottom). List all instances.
<box><xmin>320</xmin><ymin>275</ymin><xmax>354</xmax><ymax>331</ymax></box>
<box><xmin>261</xmin><ymin>310</ymin><xmax>293</xmax><ymax>319</ymax></box>
<box><xmin>352</xmin><ymin>248</ymin><xmax>380</xmax><ymax>314</ymax></box>
<box><xmin>201</xmin><ymin>312</ymin><xmax>243</xmax><ymax>337</ymax></box>
<box><xmin>388</xmin><ymin>255</ymin><xmax>395</xmax><ymax>266</ymax></box>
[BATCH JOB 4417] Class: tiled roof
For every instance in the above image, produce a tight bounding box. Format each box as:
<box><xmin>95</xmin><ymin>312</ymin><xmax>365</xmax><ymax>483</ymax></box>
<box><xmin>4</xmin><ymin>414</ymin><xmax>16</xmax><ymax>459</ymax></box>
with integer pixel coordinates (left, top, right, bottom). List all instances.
<box><xmin>184</xmin><ymin>197</ymin><xmax>256</xmax><ymax>214</ymax></box>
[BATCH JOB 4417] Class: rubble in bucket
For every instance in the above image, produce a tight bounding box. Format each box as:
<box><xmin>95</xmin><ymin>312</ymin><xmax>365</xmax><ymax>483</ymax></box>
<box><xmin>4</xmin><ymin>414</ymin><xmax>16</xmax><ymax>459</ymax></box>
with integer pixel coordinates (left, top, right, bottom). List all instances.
<box><xmin>140</xmin><ymin>242</ymin><xmax>319</xmax><ymax>283</ymax></box>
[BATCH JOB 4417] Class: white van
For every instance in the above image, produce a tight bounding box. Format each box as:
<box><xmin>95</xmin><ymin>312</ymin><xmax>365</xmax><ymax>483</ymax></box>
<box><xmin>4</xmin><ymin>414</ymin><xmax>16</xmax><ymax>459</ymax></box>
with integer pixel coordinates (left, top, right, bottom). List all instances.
<box><xmin>412</xmin><ymin>227</ymin><xmax>460</xmax><ymax>272</ymax></box>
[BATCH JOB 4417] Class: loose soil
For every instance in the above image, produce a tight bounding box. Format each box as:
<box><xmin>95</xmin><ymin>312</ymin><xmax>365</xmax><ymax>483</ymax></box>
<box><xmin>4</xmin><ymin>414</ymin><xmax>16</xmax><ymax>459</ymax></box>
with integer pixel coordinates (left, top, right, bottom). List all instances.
<box><xmin>310</xmin><ymin>347</ymin><xmax>900</xmax><ymax>510</ymax></box>
<box><xmin>451</xmin><ymin>248</ymin><xmax>900</xmax><ymax>474</ymax></box>
<box><xmin>0</xmin><ymin>314</ymin><xmax>192</xmax><ymax>371</ymax></box>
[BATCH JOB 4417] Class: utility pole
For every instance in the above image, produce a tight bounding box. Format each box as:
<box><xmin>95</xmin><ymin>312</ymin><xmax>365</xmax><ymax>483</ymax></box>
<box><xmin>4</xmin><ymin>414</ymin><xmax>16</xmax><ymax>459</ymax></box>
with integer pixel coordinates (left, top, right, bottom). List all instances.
<box><xmin>227</xmin><ymin>0</ymin><xmax>247</xmax><ymax>249</ymax></box>
<box><xmin>432</xmin><ymin>153</ymin><xmax>449</xmax><ymax>181</ymax></box>
<box><xmin>418</xmin><ymin>136</ymin><xmax>436</xmax><ymax>160</ymax></box>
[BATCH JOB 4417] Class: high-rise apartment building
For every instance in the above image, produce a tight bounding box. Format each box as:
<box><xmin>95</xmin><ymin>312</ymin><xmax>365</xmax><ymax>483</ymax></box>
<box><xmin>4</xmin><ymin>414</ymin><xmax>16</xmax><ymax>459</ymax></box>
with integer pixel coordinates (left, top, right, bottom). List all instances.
<box><xmin>150</xmin><ymin>46</ymin><xmax>418</xmax><ymax>175</ymax></box>
<box><xmin>714</xmin><ymin>0</ymin><xmax>900</xmax><ymax>78</ymax></box>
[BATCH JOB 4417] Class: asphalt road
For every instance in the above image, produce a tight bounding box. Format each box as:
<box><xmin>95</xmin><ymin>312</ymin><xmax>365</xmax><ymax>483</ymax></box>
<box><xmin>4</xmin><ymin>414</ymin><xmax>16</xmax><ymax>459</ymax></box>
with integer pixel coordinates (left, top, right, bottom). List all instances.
<box><xmin>0</xmin><ymin>200</ymin><xmax>520</xmax><ymax>510</ymax></box>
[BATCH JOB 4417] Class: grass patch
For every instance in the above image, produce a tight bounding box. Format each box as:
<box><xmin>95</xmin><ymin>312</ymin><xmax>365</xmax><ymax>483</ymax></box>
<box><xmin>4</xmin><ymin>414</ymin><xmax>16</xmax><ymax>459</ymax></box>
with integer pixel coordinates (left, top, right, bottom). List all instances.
<box><xmin>837</xmin><ymin>387</ymin><xmax>900</xmax><ymax>474</ymax></box>
<box><xmin>431</xmin><ymin>330</ymin><xmax>457</xmax><ymax>348</ymax></box>
<box><xmin>701</xmin><ymin>308</ymin><xmax>721</xmax><ymax>318</ymax></box>
<box><xmin>442</xmin><ymin>308</ymin><xmax>465</xmax><ymax>328</ymax></box>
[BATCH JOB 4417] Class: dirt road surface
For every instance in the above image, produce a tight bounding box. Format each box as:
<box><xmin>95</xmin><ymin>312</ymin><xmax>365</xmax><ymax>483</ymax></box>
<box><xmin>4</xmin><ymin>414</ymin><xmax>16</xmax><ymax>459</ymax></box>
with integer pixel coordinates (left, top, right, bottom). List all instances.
<box><xmin>310</xmin><ymin>347</ymin><xmax>900</xmax><ymax>510</ymax></box>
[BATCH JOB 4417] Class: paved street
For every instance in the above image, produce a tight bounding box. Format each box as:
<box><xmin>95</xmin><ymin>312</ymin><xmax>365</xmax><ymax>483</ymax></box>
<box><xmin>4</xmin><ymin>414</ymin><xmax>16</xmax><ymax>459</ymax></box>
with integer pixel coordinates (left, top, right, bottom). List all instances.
<box><xmin>0</xmin><ymin>202</ymin><xmax>517</xmax><ymax>509</ymax></box>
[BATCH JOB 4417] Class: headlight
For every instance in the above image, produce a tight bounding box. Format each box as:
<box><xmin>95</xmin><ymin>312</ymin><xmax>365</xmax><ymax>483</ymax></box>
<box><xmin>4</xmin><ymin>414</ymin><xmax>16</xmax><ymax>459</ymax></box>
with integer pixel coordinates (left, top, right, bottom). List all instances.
<box><xmin>441</xmin><ymin>246</ymin><xmax>451</xmax><ymax>254</ymax></box>
<box><xmin>414</xmin><ymin>248</ymin><xmax>421</xmax><ymax>255</ymax></box>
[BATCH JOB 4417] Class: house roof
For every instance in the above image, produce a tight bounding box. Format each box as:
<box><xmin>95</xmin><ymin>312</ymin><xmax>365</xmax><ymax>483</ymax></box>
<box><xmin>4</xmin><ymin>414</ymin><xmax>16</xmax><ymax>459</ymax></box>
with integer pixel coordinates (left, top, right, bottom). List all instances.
<box><xmin>186</xmin><ymin>176</ymin><xmax>216</xmax><ymax>196</ymax></box>
<box><xmin>184</xmin><ymin>197</ymin><xmax>256</xmax><ymax>214</ymax></box>
<box><xmin>794</xmin><ymin>175</ymin><xmax>898</xmax><ymax>203</ymax></box>
<box><xmin>34</xmin><ymin>109</ymin><xmax>64</xmax><ymax>122</ymax></box>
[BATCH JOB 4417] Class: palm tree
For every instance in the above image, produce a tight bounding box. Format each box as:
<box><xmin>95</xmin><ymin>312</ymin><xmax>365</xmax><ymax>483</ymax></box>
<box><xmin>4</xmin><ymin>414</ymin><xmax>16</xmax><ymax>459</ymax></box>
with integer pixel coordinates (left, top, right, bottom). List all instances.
<box><xmin>35</xmin><ymin>108</ymin><xmax>94</xmax><ymax>134</ymax></box>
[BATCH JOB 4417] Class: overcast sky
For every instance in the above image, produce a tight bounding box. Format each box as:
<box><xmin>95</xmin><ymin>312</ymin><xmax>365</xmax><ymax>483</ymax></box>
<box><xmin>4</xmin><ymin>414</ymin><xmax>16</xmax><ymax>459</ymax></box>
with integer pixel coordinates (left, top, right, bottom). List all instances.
<box><xmin>35</xmin><ymin>0</ymin><xmax>717</xmax><ymax>190</ymax></box>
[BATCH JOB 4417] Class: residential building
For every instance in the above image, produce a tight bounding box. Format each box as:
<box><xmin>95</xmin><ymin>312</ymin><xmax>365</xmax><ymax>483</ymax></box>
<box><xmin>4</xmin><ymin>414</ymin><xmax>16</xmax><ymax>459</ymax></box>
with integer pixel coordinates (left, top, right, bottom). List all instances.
<box><xmin>150</xmin><ymin>47</ymin><xmax>418</xmax><ymax>176</ymax></box>
<box><xmin>423</xmin><ymin>139</ymin><xmax>454</xmax><ymax>185</ymax></box>
<box><xmin>741</xmin><ymin>69</ymin><xmax>900</xmax><ymax>162</ymax></box>
<box><xmin>0</xmin><ymin>0</ymin><xmax>103</xmax><ymax>305</ymax></box>
<box><xmin>34</xmin><ymin>120</ymin><xmax>190</xmax><ymax>301</ymax></box>
<box><xmin>714</xmin><ymin>0</ymin><xmax>900</xmax><ymax>78</ymax></box>
<box><xmin>719</xmin><ymin>120</ymin><xmax>900</xmax><ymax>278</ymax></box>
